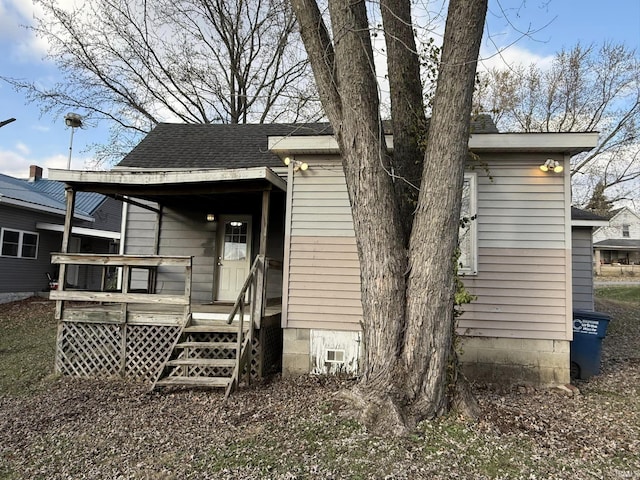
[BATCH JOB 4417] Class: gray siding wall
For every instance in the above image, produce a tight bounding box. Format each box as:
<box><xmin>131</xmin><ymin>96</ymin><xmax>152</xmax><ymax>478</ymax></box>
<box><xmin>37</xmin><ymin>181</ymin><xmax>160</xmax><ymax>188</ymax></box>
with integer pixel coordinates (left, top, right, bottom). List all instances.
<box><xmin>124</xmin><ymin>192</ymin><xmax>285</xmax><ymax>303</ymax></box>
<box><xmin>572</xmin><ymin>227</ymin><xmax>595</xmax><ymax>310</ymax></box>
<box><xmin>157</xmin><ymin>207</ymin><xmax>216</xmax><ymax>303</ymax></box>
<box><xmin>91</xmin><ymin>197</ymin><xmax>122</xmax><ymax>232</ymax></box>
<box><xmin>124</xmin><ymin>202</ymin><xmax>216</xmax><ymax>302</ymax></box>
<box><xmin>0</xmin><ymin>204</ymin><xmax>63</xmax><ymax>293</ymax></box>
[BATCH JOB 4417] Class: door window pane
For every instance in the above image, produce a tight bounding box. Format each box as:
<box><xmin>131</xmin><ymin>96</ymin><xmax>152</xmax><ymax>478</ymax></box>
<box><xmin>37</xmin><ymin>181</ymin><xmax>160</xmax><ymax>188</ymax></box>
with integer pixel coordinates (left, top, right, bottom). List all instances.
<box><xmin>223</xmin><ymin>221</ymin><xmax>248</xmax><ymax>261</ymax></box>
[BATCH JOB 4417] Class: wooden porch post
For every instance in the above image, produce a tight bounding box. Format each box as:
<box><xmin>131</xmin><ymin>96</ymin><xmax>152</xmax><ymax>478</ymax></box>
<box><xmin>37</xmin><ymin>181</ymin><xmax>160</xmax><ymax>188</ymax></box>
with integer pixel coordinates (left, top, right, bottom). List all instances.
<box><xmin>55</xmin><ymin>186</ymin><xmax>76</xmax><ymax>320</ymax></box>
<box><xmin>254</xmin><ymin>189</ymin><xmax>270</xmax><ymax>323</ymax></box>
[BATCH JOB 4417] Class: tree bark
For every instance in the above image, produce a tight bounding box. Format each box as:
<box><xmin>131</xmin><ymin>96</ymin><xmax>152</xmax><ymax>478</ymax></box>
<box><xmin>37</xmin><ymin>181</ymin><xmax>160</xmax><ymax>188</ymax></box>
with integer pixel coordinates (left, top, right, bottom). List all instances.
<box><xmin>291</xmin><ymin>0</ymin><xmax>487</xmax><ymax>433</ymax></box>
<box><xmin>380</xmin><ymin>0</ymin><xmax>428</xmax><ymax>245</ymax></box>
<box><xmin>401</xmin><ymin>0</ymin><xmax>487</xmax><ymax>421</ymax></box>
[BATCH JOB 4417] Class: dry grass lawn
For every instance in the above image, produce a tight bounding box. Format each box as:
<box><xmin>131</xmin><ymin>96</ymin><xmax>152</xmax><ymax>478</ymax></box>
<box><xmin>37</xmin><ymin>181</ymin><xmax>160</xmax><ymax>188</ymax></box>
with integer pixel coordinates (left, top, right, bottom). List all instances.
<box><xmin>0</xmin><ymin>290</ymin><xmax>638</xmax><ymax>479</ymax></box>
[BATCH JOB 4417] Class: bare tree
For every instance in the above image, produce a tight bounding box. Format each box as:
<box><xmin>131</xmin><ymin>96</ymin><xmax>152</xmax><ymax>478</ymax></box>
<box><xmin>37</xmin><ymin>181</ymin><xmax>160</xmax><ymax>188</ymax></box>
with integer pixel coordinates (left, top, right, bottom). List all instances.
<box><xmin>474</xmin><ymin>42</ymin><xmax>640</xmax><ymax>206</ymax></box>
<box><xmin>291</xmin><ymin>0</ymin><xmax>487</xmax><ymax>433</ymax></box>
<box><xmin>4</xmin><ymin>0</ymin><xmax>319</xmax><ymax>164</ymax></box>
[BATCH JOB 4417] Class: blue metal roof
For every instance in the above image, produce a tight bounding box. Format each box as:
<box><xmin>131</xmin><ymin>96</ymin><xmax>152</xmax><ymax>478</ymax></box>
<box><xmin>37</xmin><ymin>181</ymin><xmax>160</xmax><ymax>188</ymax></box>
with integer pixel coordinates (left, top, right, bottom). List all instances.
<box><xmin>0</xmin><ymin>173</ymin><xmax>95</xmax><ymax>218</ymax></box>
<box><xmin>28</xmin><ymin>178</ymin><xmax>106</xmax><ymax>215</ymax></box>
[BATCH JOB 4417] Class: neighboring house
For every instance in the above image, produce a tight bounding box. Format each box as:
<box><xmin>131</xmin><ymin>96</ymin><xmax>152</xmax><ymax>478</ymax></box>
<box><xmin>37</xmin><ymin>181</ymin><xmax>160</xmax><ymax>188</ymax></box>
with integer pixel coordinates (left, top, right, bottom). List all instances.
<box><xmin>0</xmin><ymin>166</ymin><xmax>121</xmax><ymax>303</ymax></box>
<box><xmin>48</xmin><ymin>120</ymin><xmax>599</xmax><ymax>389</ymax></box>
<box><xmin>593</xmin><ymin>207</ymin><xmax>640</xmax><ymax>266</ymax></box>
<box><xmin>571</xmin><ymin>207</ymin><xmax>608</xmax><ymax>310</ymax></box>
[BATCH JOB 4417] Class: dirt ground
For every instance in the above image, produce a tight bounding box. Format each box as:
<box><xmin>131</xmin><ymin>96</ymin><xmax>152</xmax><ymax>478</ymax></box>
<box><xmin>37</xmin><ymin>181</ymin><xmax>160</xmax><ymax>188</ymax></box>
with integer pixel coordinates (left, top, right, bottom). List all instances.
<box><xmin>0</xmin><ymin>296</ymin><xmax>638</xmax><ymax>479</ymax></box>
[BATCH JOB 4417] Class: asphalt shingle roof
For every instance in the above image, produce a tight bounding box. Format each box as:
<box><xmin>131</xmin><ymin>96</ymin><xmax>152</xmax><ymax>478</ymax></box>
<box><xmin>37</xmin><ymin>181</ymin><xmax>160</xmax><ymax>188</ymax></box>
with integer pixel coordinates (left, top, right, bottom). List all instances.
<box><xmin>571</xmin><ymin>207</ymin><xmax>609</xmax><ymax>222</ymax></box>
<box><xmin>117</xmin><ymin>123</ymin><xmax>334</xmax><ymax>170</ymax></box>
<box><xmin>117</xmin><ymin>115</ymin><xmax>499</xmax><ymax>170</ymax></box>
<box><xmin>594</xmin><ymin>239</ymin><xmax>640</xmax><ymax>249</ymax></box>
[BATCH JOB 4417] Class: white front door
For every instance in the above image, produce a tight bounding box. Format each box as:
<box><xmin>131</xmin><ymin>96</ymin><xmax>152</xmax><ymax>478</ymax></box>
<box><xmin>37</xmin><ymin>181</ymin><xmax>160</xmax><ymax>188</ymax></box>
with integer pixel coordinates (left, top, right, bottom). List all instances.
<box><xmin>216</xmin><ymin>216</ymin><xmax>252</xmax><ymax>302</ymax></box>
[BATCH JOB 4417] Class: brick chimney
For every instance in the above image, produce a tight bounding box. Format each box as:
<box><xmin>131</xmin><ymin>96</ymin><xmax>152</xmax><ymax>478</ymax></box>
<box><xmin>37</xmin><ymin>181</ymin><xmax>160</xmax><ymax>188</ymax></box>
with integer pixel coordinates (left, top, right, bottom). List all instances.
<box><xmin>28</xmin><ymin>165</ymin><xmax>43</xmax><ymax>182</ymax></box>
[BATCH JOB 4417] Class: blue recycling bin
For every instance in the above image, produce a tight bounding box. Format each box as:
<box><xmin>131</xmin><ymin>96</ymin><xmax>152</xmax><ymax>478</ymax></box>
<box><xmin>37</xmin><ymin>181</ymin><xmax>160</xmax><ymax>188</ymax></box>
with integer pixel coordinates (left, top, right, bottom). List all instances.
<box><xmin>570</xmin><ymin>309</ymin><xmax>611</xmax><ymax>380</ymax></box>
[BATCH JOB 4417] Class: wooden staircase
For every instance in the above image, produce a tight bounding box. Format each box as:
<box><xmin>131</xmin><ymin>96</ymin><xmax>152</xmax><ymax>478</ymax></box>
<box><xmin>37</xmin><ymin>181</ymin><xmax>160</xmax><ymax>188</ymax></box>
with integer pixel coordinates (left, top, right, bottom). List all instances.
<box><xmin>152</xmin><ymin>317</ymin><xmax>251</xmax><ymax>396</ymax></box>
<box><xmin>152</xmin><ymin>255</ymin><xmax>265</xmax><ymax>398</ymax></box>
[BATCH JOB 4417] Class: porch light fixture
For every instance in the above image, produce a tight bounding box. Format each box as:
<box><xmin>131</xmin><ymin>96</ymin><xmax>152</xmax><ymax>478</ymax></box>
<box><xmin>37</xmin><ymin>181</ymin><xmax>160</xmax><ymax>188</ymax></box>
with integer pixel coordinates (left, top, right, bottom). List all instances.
<box><xmin>283</xmin><ymin>156</ymin><xmax>308</xmax><ymax>172</ymax></box>
<box><xmin>539</xmin><ymin>159</ymin><xmax>563</xmax><ymax>173</ymax></box>
<box><xmin>206</xmin><ymin>213</ymin><xmax>216</xmax><ymax>222</ymax></box>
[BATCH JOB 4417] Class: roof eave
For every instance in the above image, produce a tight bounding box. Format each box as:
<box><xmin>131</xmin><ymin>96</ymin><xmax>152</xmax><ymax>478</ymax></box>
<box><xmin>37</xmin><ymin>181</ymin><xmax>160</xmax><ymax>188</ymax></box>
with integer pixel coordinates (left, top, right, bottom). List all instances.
<box><xmin>48</xmin><ymin>166</ymin><xmax>287</xmax><ymax>192</ymax></box>
<box><xmin>572</xmin><ymin>219</ymin><xmax>610</xmax><ymax>227</ymax></box>
<box><xmin>268</xmin><ymin>132</ymin><xmax>600</xmax><ymax>157</ymax></box>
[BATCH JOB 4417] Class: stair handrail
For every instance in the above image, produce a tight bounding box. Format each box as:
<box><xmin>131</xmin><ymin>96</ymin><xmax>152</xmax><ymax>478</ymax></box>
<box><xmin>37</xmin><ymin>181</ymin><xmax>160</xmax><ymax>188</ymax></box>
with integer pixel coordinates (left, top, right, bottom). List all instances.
<box><xmin>225</xmin><ymin>254</ymin><xmax>264</xmax><ymax>398</ymax></box>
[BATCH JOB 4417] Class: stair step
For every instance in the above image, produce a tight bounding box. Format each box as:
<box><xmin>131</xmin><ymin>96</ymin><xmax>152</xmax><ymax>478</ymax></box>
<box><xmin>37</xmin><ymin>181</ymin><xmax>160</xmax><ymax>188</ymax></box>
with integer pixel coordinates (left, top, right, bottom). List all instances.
<box><xmin>155</xmin><ymin>376</ymin><xmax>231</xmax><ymax>388</ymax></box>
<box><xmin>190</xmin><ymin>317</ymin><xmax>248</xmax><ymax>326</ymax></box>
<box><xmin>166</xmin><ymin>358</ymin><xmax>236</xmax><ymax>367</ymax></box>
<box><xmin>184</xmin><ymin>325</ymin><xmax>248</xmax><ymax>334</ymax></box>
<box><xmin>175</xmin><ymin>341</ymin><xmax>238</xmax><ymax>350</ymax></box>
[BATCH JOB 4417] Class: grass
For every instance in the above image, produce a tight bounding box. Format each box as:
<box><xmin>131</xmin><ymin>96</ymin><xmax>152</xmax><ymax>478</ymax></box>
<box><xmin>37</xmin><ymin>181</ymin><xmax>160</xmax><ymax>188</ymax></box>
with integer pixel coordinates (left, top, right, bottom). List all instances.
<box><xmin>0</xmin><ymin>293</ymin><xmax>639</xmax><ymax>479</ymax></box>
<box><xmin>0</xmin><ymin>298</ymin><xmax>57</xmax><ymax>396</ymax></box>
<box><xmin>595</xmin><ymin>285</ymin><xmax>640</xmax><ymax>305</ymax></box>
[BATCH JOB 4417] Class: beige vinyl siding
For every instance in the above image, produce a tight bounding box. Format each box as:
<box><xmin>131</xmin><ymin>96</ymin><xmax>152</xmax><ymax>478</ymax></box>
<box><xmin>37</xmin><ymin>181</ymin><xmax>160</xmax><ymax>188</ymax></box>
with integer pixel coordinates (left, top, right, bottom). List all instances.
<box><xmin>284</xmin><ymin>157</ymin><xmax>362</xmax><ymax>330</ymax></box>
<box><xmin>284</xmin><ymin>154</ymin><xmax>571</xmax><ymax>340</ymax></box>
<box><xmin>461</xmin><ymin>244</ymin><xmax>568</xmax><ymax>339</ymax></box>
<box><xmin>572</xmin><ymin>228</ymin><xmax>595</xmax><ymax>310</ymax></box>
<box><xmin>286</xmin><ymin>236</ymin><xmax>362</xmax><ymax>330</ymax></box>
<box><xmin>463</xmin><ymin>156</ymin><xmax>570</xmax><ymax>339</ymax></box>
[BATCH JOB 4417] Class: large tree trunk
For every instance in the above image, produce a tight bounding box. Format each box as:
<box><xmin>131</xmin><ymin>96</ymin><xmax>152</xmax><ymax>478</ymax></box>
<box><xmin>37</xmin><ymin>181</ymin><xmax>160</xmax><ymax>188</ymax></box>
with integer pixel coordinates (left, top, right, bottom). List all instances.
<box><xmin>380</xmin><ymin>0</ymin><xmax>428</xmax><ymax>245</ymax></box>
<box><xmin>401</xmin><ymin>0</ymin><xmax>487</xmax><ymax>420</ymax></box>
<box><xmin>291</xmin><ymin>0</ymin><xmax>487</xmax><ymax>433</ymax></box>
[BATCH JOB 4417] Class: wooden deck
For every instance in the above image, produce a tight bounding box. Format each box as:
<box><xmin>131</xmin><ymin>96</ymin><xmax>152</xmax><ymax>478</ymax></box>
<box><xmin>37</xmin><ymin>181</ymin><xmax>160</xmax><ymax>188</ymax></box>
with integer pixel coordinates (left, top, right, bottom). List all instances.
<box><xmin>59</xmin><ymin>302</ymin><xmax>282</xmax><ymax>325</ymax></box>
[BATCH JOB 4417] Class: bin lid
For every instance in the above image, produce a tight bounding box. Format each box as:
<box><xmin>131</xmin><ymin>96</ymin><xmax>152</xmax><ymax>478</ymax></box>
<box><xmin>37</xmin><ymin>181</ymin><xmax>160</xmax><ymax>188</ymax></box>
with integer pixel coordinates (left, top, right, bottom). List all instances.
<box><xmin>573</xmin><ymin>309</ymin><xmax>611</xmax><ymax>322</ymax></box>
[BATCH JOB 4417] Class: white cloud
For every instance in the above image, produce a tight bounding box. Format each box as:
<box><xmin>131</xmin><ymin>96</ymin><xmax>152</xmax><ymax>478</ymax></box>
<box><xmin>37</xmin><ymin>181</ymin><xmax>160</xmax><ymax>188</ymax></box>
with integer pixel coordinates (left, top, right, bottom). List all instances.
<box><xmin>0</xmin><ymin>147</ymin><xmax>93</xmax><ymax>178</ymax></box>
<box><xmin>478</xmin><ymin>43</ymin><xmax>554</xmax><ymax>72</ymax></box>
<box><xmin>15</xmin><ymin>142</ymin><xmax>29</xmax><ymax>155</ymax></box>
<box><xmin>0</xmin><ymin>0</ymin><xmax>77</xmax><ymax>61</ymax></box>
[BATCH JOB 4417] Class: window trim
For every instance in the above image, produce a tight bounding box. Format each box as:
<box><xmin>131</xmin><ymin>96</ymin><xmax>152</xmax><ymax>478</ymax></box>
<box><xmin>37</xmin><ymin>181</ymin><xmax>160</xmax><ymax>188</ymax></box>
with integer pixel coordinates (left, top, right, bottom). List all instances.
<box><xmin>458</xmin><ymin>173</ymin><xmax>478</xmax><ymax>275</ymax></box>
<box><xmin>622</xmin><ymin>224</ymin><xmax>630</xmax><ymax>238</ymax></box>
<box><xmin>0</xmin><ymin>228</ymin><xmax>40</xmax><ymax>259</ymax></box>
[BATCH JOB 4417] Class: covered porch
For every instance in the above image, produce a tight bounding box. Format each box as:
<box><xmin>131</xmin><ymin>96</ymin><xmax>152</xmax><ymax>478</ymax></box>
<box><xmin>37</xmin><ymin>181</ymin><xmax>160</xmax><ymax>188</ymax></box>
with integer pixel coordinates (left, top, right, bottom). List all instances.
<box><xmin>48</xmin><ymin>167</ymin><xmax>287</xmax><ymax>395</ymax></box>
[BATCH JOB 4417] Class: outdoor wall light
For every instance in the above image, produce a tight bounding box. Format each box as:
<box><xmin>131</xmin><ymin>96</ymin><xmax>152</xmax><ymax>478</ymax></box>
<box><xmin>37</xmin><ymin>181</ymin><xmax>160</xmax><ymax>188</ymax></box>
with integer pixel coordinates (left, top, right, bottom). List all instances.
<box><xmin>539</xmin><ymin>159</ymin><xmax>563</xmax><ymax>173</ymax></box>
<box><xmin>206</xmin><ymin>213</ymin><xmax>216</xmax><ymax>222</ymax></box>
<box><xmin>283</xmin><ymin>156</ymin><xmax>308</xmax><ymax>172</ymax></box>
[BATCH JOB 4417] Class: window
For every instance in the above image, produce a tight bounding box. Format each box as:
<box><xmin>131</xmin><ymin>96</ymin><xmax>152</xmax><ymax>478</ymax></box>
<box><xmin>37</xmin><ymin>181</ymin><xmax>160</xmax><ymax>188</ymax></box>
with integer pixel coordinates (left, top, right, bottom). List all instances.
<box><xmin>458</xmin><ymin>173</ymin><xmax>477</xmax><ymax>274</ymax></box>
<box><xmin>622</xmin><ymin>224</ymin><xmax>630</xmax><ymax>238</ymax></box>
<box><xmin>223</xmin><ymin>221</ymin><xmax>248</xmax><ymax>261</ymax></box>
<box><xmin>0</xmin><ymin>228</ymin><xmax>39</xmax><ymax>259</ymax></box>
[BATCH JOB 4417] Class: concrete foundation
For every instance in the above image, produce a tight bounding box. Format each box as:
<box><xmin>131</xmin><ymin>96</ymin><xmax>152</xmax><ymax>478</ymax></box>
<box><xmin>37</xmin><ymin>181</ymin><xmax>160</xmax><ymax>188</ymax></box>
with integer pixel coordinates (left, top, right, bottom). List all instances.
<box><xmin>459</xmin><ymin>337</ymin><xmax>571</xmax><ymax>385</ymax></box>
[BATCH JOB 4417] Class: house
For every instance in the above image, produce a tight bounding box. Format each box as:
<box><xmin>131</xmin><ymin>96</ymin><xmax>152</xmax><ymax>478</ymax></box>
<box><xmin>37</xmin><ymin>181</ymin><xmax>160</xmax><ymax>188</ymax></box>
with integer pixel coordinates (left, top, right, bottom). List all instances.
<box><xmin>47</xmin><ymin>120</ymin><xmax>599</xmax><ymax>391</ymax></box>
<box><xmin>593</xmin><ymin>207</ymin><xmax>640</xmax><ymax>268</ymax></box>
<box><xmin>0</xmin><ymin>165</ymin><xmax>122</xmax><ymax>303</ymax></box>
<box><xmin>571</xmin><ymin>207</ymin><xmax>609</xmax><ymax>310</ymax></box>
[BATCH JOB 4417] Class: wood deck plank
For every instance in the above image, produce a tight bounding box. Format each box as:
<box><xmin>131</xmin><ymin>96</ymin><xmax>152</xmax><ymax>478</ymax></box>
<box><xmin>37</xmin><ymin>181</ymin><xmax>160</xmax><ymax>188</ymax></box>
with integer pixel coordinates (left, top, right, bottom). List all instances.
<box><xmin>166</xmin><ymin>358</ymin><xmax>236</xmax><ymax>367</ymax></box>
<box><xmin>155</xmin><ymin>376</ymin><xmax>231</xmax><ymax>387</ymax></box>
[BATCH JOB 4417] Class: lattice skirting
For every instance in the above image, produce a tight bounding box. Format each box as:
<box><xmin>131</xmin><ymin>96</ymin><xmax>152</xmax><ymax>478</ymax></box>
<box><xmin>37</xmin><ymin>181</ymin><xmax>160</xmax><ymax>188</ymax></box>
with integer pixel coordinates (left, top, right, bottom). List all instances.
<box><xmin>55</xmin><ymin>322</ymin><xmax>181</xmax><ymax>381</ymax></box>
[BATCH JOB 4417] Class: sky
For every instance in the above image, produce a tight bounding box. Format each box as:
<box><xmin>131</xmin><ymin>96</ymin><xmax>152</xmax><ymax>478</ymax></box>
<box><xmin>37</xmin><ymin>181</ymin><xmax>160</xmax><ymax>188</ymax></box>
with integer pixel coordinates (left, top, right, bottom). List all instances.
<box><xmin>0</xmin><ymin>0</ymin><xmax>639</xmax><ymax>179</ymax></box>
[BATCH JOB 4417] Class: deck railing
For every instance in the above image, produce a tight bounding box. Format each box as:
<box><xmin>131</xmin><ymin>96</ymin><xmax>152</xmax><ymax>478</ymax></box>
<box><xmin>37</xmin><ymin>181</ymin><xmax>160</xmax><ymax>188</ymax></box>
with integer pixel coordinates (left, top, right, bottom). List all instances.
<box><xmin>50</xmin><ymin>253</ymin><xmax>193</xmax><ymax>322</ymax></box>
<box><xmin>50</xmin><ymin>254</ymin><xmax>193</xmax><ymax>380</ymax></box>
